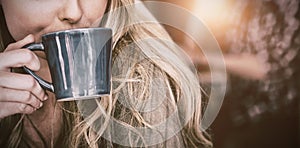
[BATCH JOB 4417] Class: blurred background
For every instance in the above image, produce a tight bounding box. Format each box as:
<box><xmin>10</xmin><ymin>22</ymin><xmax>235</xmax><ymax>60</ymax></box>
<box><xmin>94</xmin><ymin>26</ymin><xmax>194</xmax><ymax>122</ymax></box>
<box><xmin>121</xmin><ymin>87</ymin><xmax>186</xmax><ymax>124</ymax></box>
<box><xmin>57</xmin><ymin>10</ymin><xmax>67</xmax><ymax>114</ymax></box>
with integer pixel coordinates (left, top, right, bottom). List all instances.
<box><xmin>142</xmin><ymin>0</ymin><xmax>299</xmax><ymax>147</ymax></box>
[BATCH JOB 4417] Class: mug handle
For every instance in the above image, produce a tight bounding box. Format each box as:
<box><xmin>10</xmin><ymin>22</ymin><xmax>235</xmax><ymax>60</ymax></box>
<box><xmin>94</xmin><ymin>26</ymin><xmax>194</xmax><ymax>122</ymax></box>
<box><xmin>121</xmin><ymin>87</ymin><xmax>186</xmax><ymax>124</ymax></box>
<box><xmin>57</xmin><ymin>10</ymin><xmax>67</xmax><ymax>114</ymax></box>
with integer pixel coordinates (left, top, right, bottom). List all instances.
<box><xmin>23</xmin><ymin>43</ymin><xmax>54</xmax><ymax>92</ymax></box>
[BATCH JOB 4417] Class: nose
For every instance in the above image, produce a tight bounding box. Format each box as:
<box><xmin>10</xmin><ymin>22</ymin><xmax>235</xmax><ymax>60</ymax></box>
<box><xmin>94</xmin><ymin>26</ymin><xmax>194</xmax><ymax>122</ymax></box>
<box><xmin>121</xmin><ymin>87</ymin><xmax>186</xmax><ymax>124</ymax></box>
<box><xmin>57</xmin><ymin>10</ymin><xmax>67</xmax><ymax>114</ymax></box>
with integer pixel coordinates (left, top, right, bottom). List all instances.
<box><xmin>58</xmin><ymin>0</ymin><xmax>83</xmax><ymax>24</ymax></box>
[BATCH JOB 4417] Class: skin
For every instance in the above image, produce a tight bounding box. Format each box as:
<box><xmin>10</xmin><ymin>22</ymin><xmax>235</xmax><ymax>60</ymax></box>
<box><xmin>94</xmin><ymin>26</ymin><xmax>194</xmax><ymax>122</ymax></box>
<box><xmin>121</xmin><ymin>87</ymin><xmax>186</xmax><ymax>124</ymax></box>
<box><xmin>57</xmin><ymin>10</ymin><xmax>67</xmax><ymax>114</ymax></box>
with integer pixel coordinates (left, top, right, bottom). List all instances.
<box><xmin>0</xmin><ymin>0</ymin><xmax>107</xmax><ymax>147</ymax></box>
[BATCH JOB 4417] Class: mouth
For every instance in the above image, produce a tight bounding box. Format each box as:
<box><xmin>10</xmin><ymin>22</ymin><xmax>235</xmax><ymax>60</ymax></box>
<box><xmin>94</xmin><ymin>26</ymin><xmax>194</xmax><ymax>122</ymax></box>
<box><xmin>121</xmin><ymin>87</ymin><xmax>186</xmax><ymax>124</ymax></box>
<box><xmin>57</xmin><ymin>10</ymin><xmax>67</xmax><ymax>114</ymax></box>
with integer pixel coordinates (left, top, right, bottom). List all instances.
<box><xmin>34</xmin><ymin>17</ymin><xmax>102</xmax><ymax>42</ymax></box>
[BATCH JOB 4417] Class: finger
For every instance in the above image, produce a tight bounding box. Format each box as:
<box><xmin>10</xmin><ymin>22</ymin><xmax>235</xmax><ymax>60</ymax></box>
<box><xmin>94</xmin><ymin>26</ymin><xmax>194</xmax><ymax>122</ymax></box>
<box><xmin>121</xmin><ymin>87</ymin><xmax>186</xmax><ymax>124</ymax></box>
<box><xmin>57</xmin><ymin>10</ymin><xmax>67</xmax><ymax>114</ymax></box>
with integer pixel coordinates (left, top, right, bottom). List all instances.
<box><xmin>4</xmin><ymin>34</ymin><xmax>35</xmax><ymax>52</ymax></box>
<box><xmin>0</xmin><ymin>102</ymin><xmax>36</xmax><ymax>119</ymax></box>
<box><xmin>0</xmin><ymin>49</ymin><xmax>40</xmax><ymax>71</ymax></box>
<box><xmin>0</xmin><ymin>87</ymin><xmax>43</xmax><ymax>109</ymax></box>
<box><xmin>0</xmin><ymin>71</ymin><xmax>48</xmax><ymax>101</ymax></box>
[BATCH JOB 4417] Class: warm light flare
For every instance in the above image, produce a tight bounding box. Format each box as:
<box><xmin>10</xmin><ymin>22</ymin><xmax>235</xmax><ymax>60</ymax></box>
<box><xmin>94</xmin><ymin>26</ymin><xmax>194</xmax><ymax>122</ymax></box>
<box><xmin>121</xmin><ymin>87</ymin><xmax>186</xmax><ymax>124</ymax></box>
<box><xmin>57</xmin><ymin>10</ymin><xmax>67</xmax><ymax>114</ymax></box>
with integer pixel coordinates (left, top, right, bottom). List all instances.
<box><xmin>189</xmin><ymin>0</ymin><xmax>234</xmax><ymax>33</ymax></box>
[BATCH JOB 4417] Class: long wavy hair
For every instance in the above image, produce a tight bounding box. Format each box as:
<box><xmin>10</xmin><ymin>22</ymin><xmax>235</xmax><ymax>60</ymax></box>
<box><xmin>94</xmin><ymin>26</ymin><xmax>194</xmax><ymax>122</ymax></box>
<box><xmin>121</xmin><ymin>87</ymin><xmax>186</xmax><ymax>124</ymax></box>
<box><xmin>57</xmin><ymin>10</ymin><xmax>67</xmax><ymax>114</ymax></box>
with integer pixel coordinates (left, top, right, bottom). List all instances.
<box><xmin>0</xmin><ymin>0</ymin><xmax>212</xmax><ymax>147</ymax></box>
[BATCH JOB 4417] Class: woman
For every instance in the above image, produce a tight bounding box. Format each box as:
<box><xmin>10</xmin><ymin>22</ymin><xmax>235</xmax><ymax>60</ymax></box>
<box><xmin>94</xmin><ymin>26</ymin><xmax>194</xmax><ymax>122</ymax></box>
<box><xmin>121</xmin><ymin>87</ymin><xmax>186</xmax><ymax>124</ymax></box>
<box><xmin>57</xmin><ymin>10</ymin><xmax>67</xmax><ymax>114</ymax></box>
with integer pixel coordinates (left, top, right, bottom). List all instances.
<box><xmin>0</xmin><ymin>0</ymin><xmax>212</xmax><ymax>147</ymax></box>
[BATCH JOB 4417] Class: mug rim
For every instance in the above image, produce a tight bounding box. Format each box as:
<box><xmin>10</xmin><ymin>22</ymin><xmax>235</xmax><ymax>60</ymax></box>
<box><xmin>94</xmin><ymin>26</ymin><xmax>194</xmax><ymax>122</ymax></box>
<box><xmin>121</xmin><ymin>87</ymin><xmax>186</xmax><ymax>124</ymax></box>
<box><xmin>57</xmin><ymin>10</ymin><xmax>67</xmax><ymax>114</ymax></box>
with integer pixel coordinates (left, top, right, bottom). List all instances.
<box><xmin>42</xmin><ymin>27</ymin><xmax>112</xmax><ymax>38</ymax></box>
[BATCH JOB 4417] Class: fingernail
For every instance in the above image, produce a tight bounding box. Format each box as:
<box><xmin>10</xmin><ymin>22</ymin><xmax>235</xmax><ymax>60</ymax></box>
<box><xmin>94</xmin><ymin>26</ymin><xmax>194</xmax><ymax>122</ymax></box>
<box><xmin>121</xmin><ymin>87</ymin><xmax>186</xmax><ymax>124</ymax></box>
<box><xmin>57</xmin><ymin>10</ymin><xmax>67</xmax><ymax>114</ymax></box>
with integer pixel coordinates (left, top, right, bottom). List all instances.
<box><xmin>43</xmin><ymin>94</ymin><xmax>48</xmax><ymax>101</ymax></box>
<box><xmin>24</xmin><ymin>34</ymin><xmax>34</xmax><ymax>42</ymax></box>
<box><xmin>25</xmin><ymin>34</ymin><xmax>34</xmax><ymax>39</ymax></box>
<box><xmin>25</xmin><ymin>34</ymin><xmax>31</xmax><ymax>38</ymax></box>
<box><xmin>39</xmin><ymin>102</ymin><xmax>43</xmax><ymax>108</ymax></box>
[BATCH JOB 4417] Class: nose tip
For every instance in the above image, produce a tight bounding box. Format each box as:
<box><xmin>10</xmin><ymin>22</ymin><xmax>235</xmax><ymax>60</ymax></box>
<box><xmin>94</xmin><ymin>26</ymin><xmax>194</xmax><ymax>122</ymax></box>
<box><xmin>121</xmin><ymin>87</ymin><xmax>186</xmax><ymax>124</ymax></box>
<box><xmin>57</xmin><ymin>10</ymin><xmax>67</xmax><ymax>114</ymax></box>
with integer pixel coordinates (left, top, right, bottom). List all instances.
<box><xmin>58</xmin><ymin>1</ymin><xmax>83</xmax><ymax>24</ymax></box>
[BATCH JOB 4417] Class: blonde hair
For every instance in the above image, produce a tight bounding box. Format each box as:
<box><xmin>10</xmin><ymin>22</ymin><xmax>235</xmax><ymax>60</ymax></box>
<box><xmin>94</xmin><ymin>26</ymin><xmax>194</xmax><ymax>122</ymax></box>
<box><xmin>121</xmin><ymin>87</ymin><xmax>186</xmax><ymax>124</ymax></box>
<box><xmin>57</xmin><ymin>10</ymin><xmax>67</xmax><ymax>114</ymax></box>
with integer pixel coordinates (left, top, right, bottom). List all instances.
<box><xmin>0</xmin><ymin>0</ymin><xmax>212</xmax><ymax>147</ymax></box>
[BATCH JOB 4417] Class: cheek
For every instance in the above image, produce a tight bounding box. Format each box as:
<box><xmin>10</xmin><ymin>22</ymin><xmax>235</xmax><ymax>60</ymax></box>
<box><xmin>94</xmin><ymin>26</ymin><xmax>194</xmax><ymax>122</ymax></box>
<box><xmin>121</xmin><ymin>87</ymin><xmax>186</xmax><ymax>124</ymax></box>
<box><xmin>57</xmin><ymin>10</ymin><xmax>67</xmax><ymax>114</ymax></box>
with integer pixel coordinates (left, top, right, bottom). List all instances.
<box><xmin>6</xmin><ymin>14</ymin><xmax>38</xmax><ymax>40</ymax></box>
<box><xmin>3</xmin><ymin>7</ymin><xmax>55</xmax><ymax>41</ymax></box>
<box><xmin>2</xmin><ymin>4</ymin><xmax>27</xmax><ymax>40</ymax></box>
<box><xmin>83</xmin><ymin>0</ymin><xmax>108</xmax><ymax>26</ymax></box>
<box><xmin>7</xmin><ymin>14</ymin><xmax>54</xmax><ymax>41</ymax></box>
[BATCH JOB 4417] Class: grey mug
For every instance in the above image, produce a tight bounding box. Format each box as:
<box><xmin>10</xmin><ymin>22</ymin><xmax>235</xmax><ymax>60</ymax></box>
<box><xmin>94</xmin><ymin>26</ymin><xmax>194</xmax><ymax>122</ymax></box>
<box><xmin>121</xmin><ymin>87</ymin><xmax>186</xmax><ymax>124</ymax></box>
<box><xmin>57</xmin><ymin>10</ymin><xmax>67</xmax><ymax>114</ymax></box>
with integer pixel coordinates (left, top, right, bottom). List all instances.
<box><xmin>24</xmin><ymin>28</ymin><xmax>112</xmax><ymax>101</ymax></box>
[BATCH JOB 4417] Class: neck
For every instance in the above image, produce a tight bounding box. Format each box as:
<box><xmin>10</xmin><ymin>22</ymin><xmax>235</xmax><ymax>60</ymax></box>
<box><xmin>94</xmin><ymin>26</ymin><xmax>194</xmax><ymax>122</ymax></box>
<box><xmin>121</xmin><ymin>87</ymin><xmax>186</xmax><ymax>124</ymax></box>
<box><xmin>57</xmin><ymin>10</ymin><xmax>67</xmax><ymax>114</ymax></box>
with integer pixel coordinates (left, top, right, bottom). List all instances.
<box><xmin>22</xmin><ymin>94</ymin><xmax>63</xmax><ymax>148</ymax></box>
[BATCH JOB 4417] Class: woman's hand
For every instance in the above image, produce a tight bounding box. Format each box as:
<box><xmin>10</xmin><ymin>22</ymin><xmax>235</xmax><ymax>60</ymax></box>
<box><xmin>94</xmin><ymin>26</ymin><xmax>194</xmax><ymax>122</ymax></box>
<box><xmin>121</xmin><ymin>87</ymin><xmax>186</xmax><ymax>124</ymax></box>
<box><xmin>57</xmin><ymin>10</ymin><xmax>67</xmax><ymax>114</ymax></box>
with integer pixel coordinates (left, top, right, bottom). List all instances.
<box><xmin>0</xmin><ymin>35</ymin><xmax>48</xmax><ymax>119</ymax></box>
